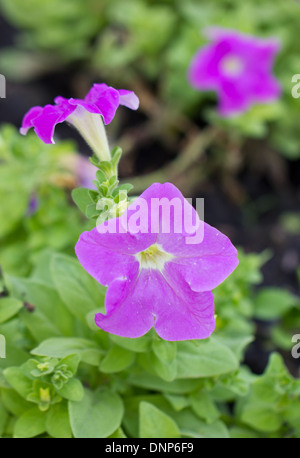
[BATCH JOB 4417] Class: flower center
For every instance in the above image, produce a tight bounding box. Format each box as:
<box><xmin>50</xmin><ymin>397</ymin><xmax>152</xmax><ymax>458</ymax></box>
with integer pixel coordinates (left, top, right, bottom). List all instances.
<box><xmin>136</xmin><ymin>243</ymin><xmax>173</xmax><ymax>271</ymax></box>
<box><xmin>220</xmin><ymin>55</ymin><xmax>244</xmax><ymax>77</ymax></box>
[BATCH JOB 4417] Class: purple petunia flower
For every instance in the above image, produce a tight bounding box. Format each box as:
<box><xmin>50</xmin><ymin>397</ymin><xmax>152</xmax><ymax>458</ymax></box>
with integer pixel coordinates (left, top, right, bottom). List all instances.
<box><xmin>74</xmin><ymin>155</ymin><xmax>98</xmax><ymax>189</ymax></box>
<box><xmin>60</xmin><ymin>153</ymin><xmax>98</xmax><ymax>189</ymax></box>
<box><xmin>27</xmin><ymin>194</ymin><xmax>39</xmax><ymax>216</ymax></box>
<box><xmin>75</xmin><ymin>182</ymin><xmax>238</xmax><ymax>341</ymax></box>
<box><xmin>20</xmin><ymin>83</ymin><xmax>139</xmax><ymax>145</ymax></box>
<box><xmin>188</xmin><ymin>27</ymin><xmax>281</xmax><ymax>116</ymax></box>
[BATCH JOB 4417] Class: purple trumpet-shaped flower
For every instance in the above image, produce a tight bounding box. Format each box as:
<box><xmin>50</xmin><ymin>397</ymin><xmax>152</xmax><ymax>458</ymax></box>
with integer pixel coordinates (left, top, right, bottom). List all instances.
<box><xmin>75</xmin><ymin>182</ymin><xmax>238</xmax><ymax>341</ymax></box>
<box><xmin>20</xmin><ymin>83</ymin><xmax>139</xmax><ymax>145</ymax></box>
<box><xmin>188</xmin><ymin>27</ymin><xmax>281</xmax><ymax>116</ymax></box>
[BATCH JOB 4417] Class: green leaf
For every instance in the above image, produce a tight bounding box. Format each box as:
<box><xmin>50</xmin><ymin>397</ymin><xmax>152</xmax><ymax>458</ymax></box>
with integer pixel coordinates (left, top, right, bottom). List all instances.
<box><xmin>31</xmin><ymin>337</ymin><xmax>102</xmax><ymax>366</ymax></box>
<box><xmin>173</xmin><ymin>410</ymin><xmax>229</xmax><ymax>438</ymax></box>
<box><xmin>238</xmin><ymin>353</ymin><xmax>299</xmax><ymax>433</ymax></box>
<box><xmin>58</xmin><ymin>354</ymin><xmax>81</xmax><ymax>375</ymax></box>
<box><xmin>123</xmin><ymin>395</ymin><xmax>170</xmax><ymax>438</ymax></box>
<box><xmin>30</xmin><ymin>249</ymin><xmax>56</xmax><ymax>287</ymax></box>
<box><xmin>108</xmin><ymin>427</ymin><xmax>127</xmax><ymax>438</ymax></box>
<box><xmin>3</xmin><ymin>367</ymin><xmax>32</xmax><ymax>399</ymax></box>
<box><xmin>0</xmin><ymin>187</ymin><xmax>28</xmax><ymax>238</ymax></box>
<box><xmin>14</xmin><ymin>407</ymin><xmax>46</xmax><ymax>438</ymax></box>
<box><xmin>20</xmin><ymin>310</ymin><xmax>62</xmax><ymax>342</ymax></box>
<box><xmin>85</xmin><ymin>203</ymin><xmax>98</xmax><ymax>218</ymax></box>
<box><xmin>128</xmin><ymin>372</ymin><xmax>202</xmax><ymax>394</ymax></box>
<box><xmin>214</xmin><ymin>332</ymin><xmax>254</xmax><ymax>361</ymax></box>
<box><xmin>0</xmin><ymin>297</ymin><xmax>23</xmax><ymax>323</ymax></box>
<box><xmin>100</xmin><ymin>345</ymin><xmax>135</xmax><ymax>373</ymax></box>
<box><xmin>164</xmin><ymin>394</ymin><xmax>189</xmax><ymax>412</ymax></box>
<box><xmin>152</xmin><ymin>353</ymin><xmax>177</xmax><ymax>382</ymax></box>
<box><xmin>110</xmin><ymin>333</ymin><xmax>151</xmax><ymax>353</ymax></box>
<box><xmin>211</xmin><ymin>370</ymin><xmax>251</xmax><ymax>400</ymax></box>
<box><xmin>0</xmin><ymin>398</ymin><xmax>8</xmax><ymax>437</ymax></box>
<box><xmin>284</xmin><ymin>402</ymin><xmax>300</xmax><ymax>432</ymax></box>
<box><xmin>253</xmin><ymin>288</ymin><xmax>297</xmax><ymax>320</ymax></box>
<box><xmin>7</xmin><ymin>275</ymin><xmax>75</xmax><ymax>339</ymax></box>
<box><xmin>152</xmin><ymin>339</ymin><xmax>177</xmax><ymax>364</ymax></box>
<box><xmin>46</xmin><ymin>403</ymin><xmax>72</xmax><ymax>438</ymax></box>
<box><xmin>1</xmin><ymin>388</ymin><xmax>32</xmax><ymax>416</ymax></box>
<box><xmin>50</xmin><ymin>254</ymin><xmax>105</xmax><ymax>322</ymax></box>
<box><xmin>113</xmin><ymin>183</ymin><xmax>133</xmax><ymax>196</ymax></box>
<box><xmin>0</xmin><ymin>319</ymin><xmax>28</xmax><ymax>368</ymax></box>
<box><xmin>271</xmin><ymin>326</ymin><xmax>294</xmax><ymax>351</ymax></box>
<box><xmin>69</xmin><ymin>389</ymin><xmax>124</xmax><ymax>438</ymax></box>
<box><xmin>240</xmin><ymin>403</ymin><xmax>281</xmax><ymax>433</ymax></box>
<box><xmin>71</xmin><ymin>187</ymin><xmax>93</xmax><ymax>215</ymax></box>
<box><xmin>176</xmin><ymin>338</ymin><xmax>238</xmax><ymax>378</ymax></box>
<box><xmin>189</xmin><ymin>392</ymin><xmax>219</xmax><ymax>424</ymax></box>
<box><xmin>139</xmin><ymin>402</ymin><xmax>180</xmax><ymax>438</ymax></box>
<box><xmin>229</xmin><ymin>426</ymin><xmax>261</xmax><ymax>438</ymax></box>
<box><xmin>55</xmin><ymin>378</ymin><xmax>84</xmax><ymax>402</ymax></box>
<box><xmin>138</xmin><ymin>351</ymin><xmax>177</xmax><ymax>382</ymax></box>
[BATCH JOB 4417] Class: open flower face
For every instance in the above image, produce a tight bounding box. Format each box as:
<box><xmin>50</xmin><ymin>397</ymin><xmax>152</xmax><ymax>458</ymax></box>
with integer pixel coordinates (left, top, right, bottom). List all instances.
<box><xmin>75</xmin><ymin>183</ymin><xmax>238</xmax><ymax>341</ymax></box>
<box><xmin>188</xmin><ymin>27</ymin><xmax>281</xmax><ymax>116</ymax></box>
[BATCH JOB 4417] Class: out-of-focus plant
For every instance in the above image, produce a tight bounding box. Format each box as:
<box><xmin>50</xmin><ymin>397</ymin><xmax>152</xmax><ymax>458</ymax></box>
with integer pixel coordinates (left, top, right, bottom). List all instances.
<box><xmin>0</xmin><ymin>125</ymin><xmax>93</xmax><ymax>276</ymax></box>
<box><xmin>0</xmin><ymin>0</ymin><xmax>105</xmax><ymax>62</ymax></box>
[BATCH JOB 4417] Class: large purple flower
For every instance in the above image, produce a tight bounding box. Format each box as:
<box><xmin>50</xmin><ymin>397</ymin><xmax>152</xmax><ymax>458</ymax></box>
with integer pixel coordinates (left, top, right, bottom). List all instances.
<box><xmin>20</xmin><ymin>83</ymin><xmax>139</xmax><ymax>145</ymax></box>
<box><xmin>75</xmin><ymin>183</ymin><xmax>238</xmax><ymax>341</ymax></box>
<box><xmin>188</xmin><ymin>27</ymin><xmax>281</xmax><ymax>116</ymax></box>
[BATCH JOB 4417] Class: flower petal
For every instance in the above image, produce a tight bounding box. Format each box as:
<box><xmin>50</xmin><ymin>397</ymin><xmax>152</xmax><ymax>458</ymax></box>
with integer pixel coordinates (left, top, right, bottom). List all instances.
<box><xmin>32</xmin><ymin>104</ymin><xmax>73</xmax><ymax>144</ymax></box>
<box><xmin>83</xmin><ymin>83</ymin><xmax>120</xmax><ymax>124</ymax></box>
<box><xmin>164</xmin><ymin>253</ymin><xmax>238</xmax><ymax>292</ymax></box>
<box><xmin>117</xmin><ymin>89</ymin><xmax>140</xmax><ymax>110</ymax></box>
<box><xmin>188</xmin><ymin>44</ymin><xmax>227</xmax><ymax>90</ymax></box>
<box><xmin>123</xmin><ymin>182</ymin><xmax>200</xmax><ymax>237</ymax></box>
<box><xmin>20</xmin><ymin>83</ymin><xmax>140</xmax><ymax>144</ymax></box>
<box><xmin>153</xmin><ymin>275</ymin><xmax>215</xmax><ymax>341</ymax></box>
<box><xmin>157</xmin><ymin>219</ymin><xmax>236</xmax><ymax>256</ymax></box>
<box><xmin>20</xmin><ymin>106</ymin><xmax>43</xmax><ymax>135</ymax></box>
<box><xmin>96</xmin><ymin>269</ymin><xmax>215</xmax><ymax>340</ymax></box>
<box><xmin>75</xmin><ymin>226</ymin><xmax>140</xmax><ymax>286</ymax></box>
<box><xmin>20</xmin><ymin>98</ymin><xmax>76</xmax><ymax>144</ymax></box>
<box><xmin>95</xmin><ymin>272</ymin><xmax>154</xmax><ymax>338</ymax></box>
<box><xmin>218</xmin><ymin>79</ymin><xmax>251</xmax><ymax>116</ymax></box>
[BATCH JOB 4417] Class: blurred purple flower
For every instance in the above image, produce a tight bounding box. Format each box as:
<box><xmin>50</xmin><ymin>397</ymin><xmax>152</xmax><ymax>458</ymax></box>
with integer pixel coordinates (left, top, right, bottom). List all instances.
<box><xmin>188</xmin><ymin>27</ymin><xmax>281</xmax><ymax>116</ymax></box>
<box><xmin>27</xmin><ymin>194</ymin><xmax>39</xmax><ymax>216</ymax></box>
<box><xmin>67</xmin><ymin>154</ymin><xmax>97</xmax><ymax>189</ymax></box>
<box><xmin>75</xmin><ymin>156</ymin><xmax>97</xmax><ymax>189</ymax></box>
<box><xmin>20</xmin><ymin>83</ymin><xmax>139</xmax><ymax>145</ymax></box>
<box><xmin>75</xmin><ymin>182</ymin><xmax>238</xmax><ymax>341</ymax></box>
